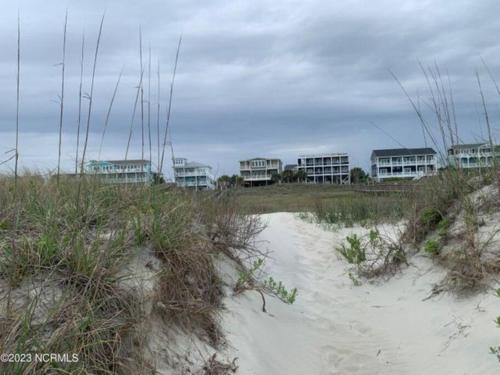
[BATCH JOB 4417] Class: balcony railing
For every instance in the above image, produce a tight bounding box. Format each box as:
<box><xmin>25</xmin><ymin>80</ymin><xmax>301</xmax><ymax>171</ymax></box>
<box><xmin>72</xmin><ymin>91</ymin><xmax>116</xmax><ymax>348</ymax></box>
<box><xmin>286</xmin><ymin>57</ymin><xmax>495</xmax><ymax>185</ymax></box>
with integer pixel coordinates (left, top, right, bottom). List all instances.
<box><xmin>378</xmin><ymin>160</ymin><xmax>434</xmax><ymax>166</ymax></box>
<box><xmin>377</xmin><ymin>170</ymin><xmax>436</xmax><ymax>178</ymax></box>
<box><xmin>175</xmin><ymin>171</ymin><xmax>213</xmax><ymax>178</ymax></box>
<box><xmin>87</xmin><ymin>168</ymin><xmax>149</xmax><ymax>174</ymax></box>
<box><xmin>243</xmin><ymin>176</ymin><xmax>272</xmax><ymax>181</ymax></box>
<box><xmin>101</xmin><ymin>177</ymin><xmax>151</xmax><ymax>184</ymax></box>
<box><xmin>178</xmin><ymin>180</ymin><xmax>213</xmax><ymax>187</ymax></box>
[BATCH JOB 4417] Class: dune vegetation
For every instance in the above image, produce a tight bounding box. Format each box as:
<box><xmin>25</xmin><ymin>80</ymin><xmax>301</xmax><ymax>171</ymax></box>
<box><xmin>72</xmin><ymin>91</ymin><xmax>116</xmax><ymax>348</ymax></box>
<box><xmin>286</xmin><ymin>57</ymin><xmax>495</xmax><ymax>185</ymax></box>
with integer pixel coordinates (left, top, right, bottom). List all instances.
<box><xmin>0</xmin><ymin>176</ymin><xmax>266</xmax><ymax>373</ymax></box>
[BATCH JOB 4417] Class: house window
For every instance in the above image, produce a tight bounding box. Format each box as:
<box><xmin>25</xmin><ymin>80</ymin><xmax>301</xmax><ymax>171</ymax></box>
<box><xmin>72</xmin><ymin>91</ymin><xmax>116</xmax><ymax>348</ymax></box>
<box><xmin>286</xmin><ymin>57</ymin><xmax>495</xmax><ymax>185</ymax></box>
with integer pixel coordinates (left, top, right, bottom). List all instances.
<box><xmin>403</xmin><ymin>156</ymin><xmax>415</xmax><ymax>163</ymax></box>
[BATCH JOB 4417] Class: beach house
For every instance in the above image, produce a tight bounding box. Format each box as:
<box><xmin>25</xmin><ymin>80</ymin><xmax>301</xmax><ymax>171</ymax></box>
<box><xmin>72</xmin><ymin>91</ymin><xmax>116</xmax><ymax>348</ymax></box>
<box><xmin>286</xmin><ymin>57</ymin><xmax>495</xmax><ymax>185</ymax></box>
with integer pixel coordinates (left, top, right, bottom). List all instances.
<box><xmin>239</xmin><ymin>158</ymin><xmax>283</xmax><ymax>186</ymax></box>
<box><xmin>297</xmin><ymin>153</ymin><xmax>350</xmax><ymax>184</ymax></box>
<box><xmin>85</xmin><ymin>159</ymin><xmax>154</xmax><ymax>184</ymax></box>
<box><xmin>370</xmin><ymin>148</ymin><xmax>437</xmax><ymax>181</ymax></box>
<box><xmin>173</xmin><ymin>158</ymin><xmax>215</xmax><ymax>190</ymax></box>
<box><xmin>447</xmin><ymin>143</ymin><xmax>500</xmax><ymax>169</ymax></box>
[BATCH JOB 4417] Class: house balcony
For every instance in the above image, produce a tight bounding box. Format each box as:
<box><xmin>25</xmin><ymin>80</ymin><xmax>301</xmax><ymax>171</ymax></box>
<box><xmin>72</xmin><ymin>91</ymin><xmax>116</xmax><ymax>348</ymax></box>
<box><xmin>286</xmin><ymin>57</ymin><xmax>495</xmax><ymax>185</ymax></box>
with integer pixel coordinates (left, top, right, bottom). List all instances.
<box><xmin>175</xmin><ymin>171</ymin><xmax>212</xmax><ymax>178</ymax></box>
<box><xmin>178</xmin><ymin>180</ymin><xmax>212</xmax><ymax>187</ymax></box>
<box><xmin>377</xmin><ymin>170</ymin><xmax>435</xmax><ymax>179</ymax></box>
<box><xmin>101</xmin><ymin>176</ymin><xmax>151</xmax><ymax>184</ymax></box>
<box><xmin>87</xmin><ymin>167</ymin><xmax>149</xmax><ymax>174</ymax></box>
<box><xmin>243</xmin><ymin>176</ymin><xmax>272</xmax><ymax>181</ymax></box>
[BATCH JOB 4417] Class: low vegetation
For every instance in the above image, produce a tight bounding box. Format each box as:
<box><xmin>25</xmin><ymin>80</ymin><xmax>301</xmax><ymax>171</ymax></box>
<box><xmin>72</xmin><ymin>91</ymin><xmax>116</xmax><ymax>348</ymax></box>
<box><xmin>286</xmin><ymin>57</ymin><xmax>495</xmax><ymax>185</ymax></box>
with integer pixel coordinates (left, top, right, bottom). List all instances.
<box><xmin>234</xmin><ymin>257</ymin><xmax>298</xmax><ymax>312</ymax></box>
<box><xmin>311</xmin><ymin>192</ymin><xmax>409</xmax><ymax>227</ymax></box>
<box><xmin>331</xmin><ymin>64</ymin><xmax>500</xmax><ymax>294</ymax></box>
<box><xmin>232</xmin><ymin>183</ymin><xmax>410</xmax><ymax>224</ymax></box>
<box><xmin>336</xmin><ymin>229</ymin><xmax>406</xmax><ymax>278</ymax></box>
<box><xmin>0</xmin><ymin>175</ymin><xmax>264</xmax><ymax>373</ymax></box>
<box><xmin>424</xmin><ymin>239</ymin><xmax>441</xmax><ymax>256</ymax></box>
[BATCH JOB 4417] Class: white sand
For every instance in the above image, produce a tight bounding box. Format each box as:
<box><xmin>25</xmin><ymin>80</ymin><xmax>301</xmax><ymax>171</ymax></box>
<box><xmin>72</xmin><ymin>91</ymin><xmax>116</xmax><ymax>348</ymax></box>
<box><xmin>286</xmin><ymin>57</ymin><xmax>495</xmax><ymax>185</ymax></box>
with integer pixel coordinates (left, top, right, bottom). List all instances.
<box><xmin>220</xmin><ymin>213</ymin><xmax>499</xmax><ymax>375</ymax></box>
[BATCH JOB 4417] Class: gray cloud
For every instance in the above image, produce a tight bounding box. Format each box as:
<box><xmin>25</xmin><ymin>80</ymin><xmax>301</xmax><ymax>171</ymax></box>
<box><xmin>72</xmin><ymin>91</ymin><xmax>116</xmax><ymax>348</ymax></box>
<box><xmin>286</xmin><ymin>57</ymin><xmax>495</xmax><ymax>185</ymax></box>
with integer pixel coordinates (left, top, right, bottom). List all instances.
<box><xmin>0</xmin><ymin>0</ymin><xmax>499</xmax><ymax>177</ymax></box>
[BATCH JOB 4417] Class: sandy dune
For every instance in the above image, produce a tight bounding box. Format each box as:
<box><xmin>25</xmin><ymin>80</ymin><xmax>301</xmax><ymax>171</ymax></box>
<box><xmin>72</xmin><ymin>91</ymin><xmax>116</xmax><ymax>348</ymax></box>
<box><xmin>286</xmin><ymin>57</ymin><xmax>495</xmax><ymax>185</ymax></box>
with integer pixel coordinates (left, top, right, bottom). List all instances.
<box><xmin>221</xmin><ymin>213</ymin><xmax>499</xmax><ymax>375</ymax></box>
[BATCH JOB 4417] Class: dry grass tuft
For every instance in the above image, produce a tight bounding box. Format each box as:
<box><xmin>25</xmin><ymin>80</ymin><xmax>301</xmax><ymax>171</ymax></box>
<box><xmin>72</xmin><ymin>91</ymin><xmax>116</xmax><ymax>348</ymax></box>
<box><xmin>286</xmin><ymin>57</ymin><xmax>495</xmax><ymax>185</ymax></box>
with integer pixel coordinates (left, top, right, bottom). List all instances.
<box><xmin>0</xmin><ymin>175</ymin><xmax>263</xmax><ymax>373</ymax></box>
<box><xmin>200</xmin><ymin>354</ymin><xmax>238</xmax><ymax>375</ymax></box>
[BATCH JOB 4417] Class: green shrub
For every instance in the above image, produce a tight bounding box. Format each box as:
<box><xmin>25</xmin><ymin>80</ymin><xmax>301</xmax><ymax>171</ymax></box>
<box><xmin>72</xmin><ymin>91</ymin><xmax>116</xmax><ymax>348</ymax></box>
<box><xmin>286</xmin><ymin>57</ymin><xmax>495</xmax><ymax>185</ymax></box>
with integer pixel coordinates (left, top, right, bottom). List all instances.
<box><xmin>337</xmin><ymin>229</ymin><xmax>406</xmax><ymax>279</ymax></box>
<box><xmin>264</xmin><ymin>277</ymin><xmax>298</xmax><ymax>304</ymax></box>
<box><xmin>420</xmin><ymin>208</ymin><xmax>443</xmax><ymax>228</ymax></box>
<box><xmin>424</xmin><ymin>239</ymin><xmax>441</xmax><ymax>256</ymax></box>
<box><xmin>236</xmin><ymin>258</ymin><xmax>264</xmax><ymax>288</ymax></box>
<box><xmin>235</xmin><ymin>258</ymin><xmax>298</xmax><ymax>305</ymax></box>
<box><xmin>337</xmin><ymin>234</ymin><xmax>365</xmax><ymax>265</ymax></box>
<box><xmin>437</xmin><ymin>218</ymin><xmax>450</xmax><ymax>238</ymax></box>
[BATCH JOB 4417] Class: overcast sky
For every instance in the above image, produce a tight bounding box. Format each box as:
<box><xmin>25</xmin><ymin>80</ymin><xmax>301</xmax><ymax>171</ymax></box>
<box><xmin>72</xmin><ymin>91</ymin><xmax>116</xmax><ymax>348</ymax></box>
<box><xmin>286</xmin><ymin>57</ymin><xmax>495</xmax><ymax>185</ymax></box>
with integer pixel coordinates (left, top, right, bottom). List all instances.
<box><xmin>1</xmin><ymin>0</ymin><xmax>500</xmax><ymax>178</ymax></box>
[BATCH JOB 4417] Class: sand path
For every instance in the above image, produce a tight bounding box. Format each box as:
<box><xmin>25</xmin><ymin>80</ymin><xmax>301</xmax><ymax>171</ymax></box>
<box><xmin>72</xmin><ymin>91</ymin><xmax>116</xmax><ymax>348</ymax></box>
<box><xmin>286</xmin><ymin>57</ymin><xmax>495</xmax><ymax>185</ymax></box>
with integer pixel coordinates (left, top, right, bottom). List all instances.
<box><xmin>222</xmin><ymin>213</ymin><xmax>499</xmax><ymax>375</ymax></box>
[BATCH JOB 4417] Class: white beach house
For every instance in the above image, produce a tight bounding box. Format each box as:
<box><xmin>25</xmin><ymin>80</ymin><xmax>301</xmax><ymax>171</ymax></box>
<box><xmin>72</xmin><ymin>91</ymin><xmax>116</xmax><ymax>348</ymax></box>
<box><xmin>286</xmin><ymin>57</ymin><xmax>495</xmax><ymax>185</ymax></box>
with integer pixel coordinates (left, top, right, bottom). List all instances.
<box><xmin>85</xmin><ymin>159</ymin><xmax>154</xmax><ymax>184</ymax></box>
<box><xmin>239</xmin><ymin>158</ymin><xmax>283</xmax><ymax>186</ymax></box>
<box><xmin>297</xmin><ymin>153</ymin><xmax>350</xmax><ymax>184</ymax></box>
<box><xmin>370</xmin><ymin>148</ymin><xmax>437</xmax><ymax>182</ymax></box>
<box><xmin>173</xmin><ymin>158</ymin><xmax>215</xmax><ymax>190</ymax></box>
<box><xmin>447</xmin><ymin>143</ymin><xmax>500</xmax><ymax>169</ymax></box>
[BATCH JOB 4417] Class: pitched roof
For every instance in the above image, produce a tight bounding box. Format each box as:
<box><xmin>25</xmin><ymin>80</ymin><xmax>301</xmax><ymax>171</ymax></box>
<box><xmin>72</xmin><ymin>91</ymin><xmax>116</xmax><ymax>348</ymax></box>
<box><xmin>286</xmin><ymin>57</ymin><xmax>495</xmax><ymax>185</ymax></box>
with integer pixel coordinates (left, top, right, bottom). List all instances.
<box><xmin>371</xmin><ymin>148</ymin><xmax>436</xmax><ymax>157</ymax></box>
<box><xmin>183</xmin><ymin>161</ymin><xmax>211</xmax><ymax>168</ymax></box>
<box><xmin>284</xmin><ymin>164</ymin><xmax>298</xmax><ymax>170</ymax></box>
<box><xmin>240</xmin><ymin>157</ymin><xmax>282</xmax><ymax>162</ymax></box>
<box><xmin>298</xmin><ymin>153</ymin><xmax>348</xmax><ymax>158</ymax></box>
<box><xmin>449</xmin><ymin>143</ymin><xmax>488</xmax><ymax>149</ymax></box>
<box><xmin>89</xmin><ymin>159</ymin><xmax>150</xmax><ymax>165</ymax></box>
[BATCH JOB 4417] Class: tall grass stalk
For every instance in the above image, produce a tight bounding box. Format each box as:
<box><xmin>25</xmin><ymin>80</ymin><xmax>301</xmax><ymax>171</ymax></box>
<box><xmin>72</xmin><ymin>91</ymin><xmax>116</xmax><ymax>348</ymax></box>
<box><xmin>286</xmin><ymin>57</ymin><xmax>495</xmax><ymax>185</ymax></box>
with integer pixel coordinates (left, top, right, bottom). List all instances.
<box><xmin>156</xmin><ymin>59</ymin><xmax>161</xmax><ymax>173</ymax></box>
<box><xmin>56</xmin><ymin>10</ymin><xmax>68</xmax><ymax>184</ymax></box>
<box><xmin>125</xmin><ymin>69</ymin><xmax>144</xmax><ymax>160</ymax></box>
<box><xmin>98</xmin><ymin>68</ymin><xmax>123</xmax><ymax>160</ymax></box>
<box><xmin>147</xmin><ymin>45</ymin><xmax>152</xmax><ymax>166</ymax></box>
<box><xmin>476</xmin><ymin>71</ymin><xmax>500</xmax><ymax>191</ymax></box>
<box><xmin>75</xmin><ymin>33</ymin><xmax>85</xmax><ymax>174</ymax></box>
<box><xmin>390</xmin><ymin>69</ymin><xmax>443</xmax><ymax>163</ymax></box>
<box><xmin>79</xmin><ymin>14</ymin><xmax>104</xmax><ymax>175</ymax></box>
<box><xmin>159</xmin><ymin>35</ymin><xmax>182</xmax><ymax>176</ymax></box>
<box><xmin>139</xmin><ymin>27</ymin><xmax>145</xmax><ymax>163</ymax></box>
<box><xmin>14</xmin><ymin>14</ymin><xmax>20</xmax><ymax>189</ymax></box>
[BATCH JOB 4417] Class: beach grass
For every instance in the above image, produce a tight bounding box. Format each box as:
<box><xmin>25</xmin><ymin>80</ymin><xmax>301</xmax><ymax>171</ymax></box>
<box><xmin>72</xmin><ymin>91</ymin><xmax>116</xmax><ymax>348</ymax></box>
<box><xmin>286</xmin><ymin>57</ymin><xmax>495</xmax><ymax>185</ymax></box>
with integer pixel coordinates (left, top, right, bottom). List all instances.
<box><xmin>0</xmin><ymin>174</ymin><xmax>262</xmax><ymax>373</ymax></box>
<box><xmin>231</xmin><ymin>183</ymin><xmax>411</xmax><ymax>225</ymax></box>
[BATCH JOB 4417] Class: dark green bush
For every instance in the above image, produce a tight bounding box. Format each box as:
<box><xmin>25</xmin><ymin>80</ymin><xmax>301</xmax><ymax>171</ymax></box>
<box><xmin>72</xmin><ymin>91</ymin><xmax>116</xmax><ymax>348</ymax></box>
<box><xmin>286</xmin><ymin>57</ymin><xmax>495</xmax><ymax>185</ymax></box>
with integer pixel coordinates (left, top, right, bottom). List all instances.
<box><xmin>424</xmin><ymin>239</ymin><xmax>441</xmax><ymax>255</ymax></box>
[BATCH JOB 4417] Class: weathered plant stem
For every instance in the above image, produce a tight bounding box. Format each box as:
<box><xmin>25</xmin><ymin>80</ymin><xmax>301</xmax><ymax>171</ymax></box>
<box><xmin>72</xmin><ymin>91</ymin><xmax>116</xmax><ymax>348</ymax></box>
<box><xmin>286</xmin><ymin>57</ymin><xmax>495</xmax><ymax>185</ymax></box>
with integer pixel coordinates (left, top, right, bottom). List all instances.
<box><xmin>75</xmin><ymin>34</ymin><xmax>85</xmax><ymax>175</ymax></box>
<box><xmin>148</xmin><ymin>46</ymin><xmax>152</xmax><ymax>166</ymax></box>
<box><xmin>156</xmin><ymin>59</ymin><xmax>161</xmax><ymax>174</ymax></box>
<box><xmin>159</xmin><ymin>35</ymin><xmax>182</xmax><ymax>176</ymax></box>
<box><xmin>476</xmin><ymin>71</ymin><xmax>499</xmax><ymax>190</ymax></box>
<box><xmin>56</xmin><ymin>10</ymin><xmax>68</xmax><ymax>184</ymax></box>
<box><xmin>14</xmin><ymin>14</ymin><xmax>20</xmax><ymax>189</ymax></box>
<box><xmin>139</xmin><ymin>27</ymin><xmax>145</xmax><ymax>163</ymax></box>
<box><xmin>79</xmin><ymin>14</ymin><xmax>104</xmax><ymax>175</ymax></box>
<box><xmin>125</xmin><ymin>69</ymin><xmax>144</xmax><ymax>160</ymax></box>
<box><xmin>98</xmin><ymin>68</ymin><xmax>123</xmax><ymax>160</ymax></box>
